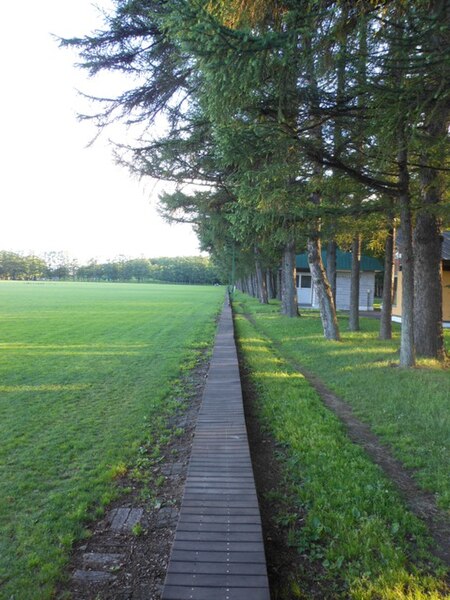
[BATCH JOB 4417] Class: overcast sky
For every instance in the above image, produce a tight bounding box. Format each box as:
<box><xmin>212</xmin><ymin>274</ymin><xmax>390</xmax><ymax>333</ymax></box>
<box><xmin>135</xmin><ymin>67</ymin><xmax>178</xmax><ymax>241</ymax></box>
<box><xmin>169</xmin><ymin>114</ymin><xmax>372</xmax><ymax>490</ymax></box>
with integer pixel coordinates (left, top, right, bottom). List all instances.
<box><xmin>0</xmin><ymin>0</ymin><xmax>200</xmax><ymax>263</ymax></box>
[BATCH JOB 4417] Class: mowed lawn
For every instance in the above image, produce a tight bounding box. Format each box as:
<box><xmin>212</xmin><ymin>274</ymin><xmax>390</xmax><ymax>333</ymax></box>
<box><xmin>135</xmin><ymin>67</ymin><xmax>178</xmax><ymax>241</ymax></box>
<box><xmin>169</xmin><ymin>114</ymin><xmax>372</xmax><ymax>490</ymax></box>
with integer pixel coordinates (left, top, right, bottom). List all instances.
<box><xmin>0</xmin><ymin>281</ymin><xmax>224</xmax><ymax>599</ymax></box>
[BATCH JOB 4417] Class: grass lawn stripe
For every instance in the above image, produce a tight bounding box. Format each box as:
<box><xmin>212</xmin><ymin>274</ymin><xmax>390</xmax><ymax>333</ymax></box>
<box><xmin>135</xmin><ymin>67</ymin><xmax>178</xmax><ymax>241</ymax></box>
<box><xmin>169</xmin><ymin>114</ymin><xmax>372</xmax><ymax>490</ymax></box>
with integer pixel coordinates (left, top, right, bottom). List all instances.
<box><xmin>234</xmin><ymin>311</ymin><xmax>448</xmax><ymax>599</ymax></box>
<box><xmin>0</xmin><ymin>281</ymin><xmax>224</xmax><ymax>599</ymax></box>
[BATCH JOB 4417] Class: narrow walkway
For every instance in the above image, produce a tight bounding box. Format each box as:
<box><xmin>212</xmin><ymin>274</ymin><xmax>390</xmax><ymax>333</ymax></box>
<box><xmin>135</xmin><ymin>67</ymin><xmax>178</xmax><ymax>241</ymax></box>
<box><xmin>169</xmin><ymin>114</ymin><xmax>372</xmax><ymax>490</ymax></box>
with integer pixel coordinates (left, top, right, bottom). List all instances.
<box><xmin>161</xmin><ymin>302</ymin><xmax>270</xmax><ymax>600</ymax></box>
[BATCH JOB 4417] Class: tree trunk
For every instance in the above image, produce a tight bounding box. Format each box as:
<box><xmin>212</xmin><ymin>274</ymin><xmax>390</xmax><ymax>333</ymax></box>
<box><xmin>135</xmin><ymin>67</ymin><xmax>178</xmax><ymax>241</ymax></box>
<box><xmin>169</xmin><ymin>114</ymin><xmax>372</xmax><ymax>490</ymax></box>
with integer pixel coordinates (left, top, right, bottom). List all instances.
<box><xmin>266</xmin><ymin>270</ymin><xmax>274</xmax><ymax>300</ymax></box>
<box><xmin>307</xmin><ymin>235</ymin><xmax>340</xmax><ymax>340</ymax></box>
<box><xmin>281</xmin><ymin>240</ymin><xmax>298</xmax><ymax>317</ymax></box>
<box><xmin>413</xmin><ymin>18</ymin><xmax>447</xmax><ymax>359</ymax></box>
<box><xmin>244</xmin><ymin>277</ymin><xmax>250</xmax><ymax>295</ymax></box>
<box><xmin>303</xmin><ymin>33</ymin><xmax>339</xmax><ymax>340</ymax></box>
<box><xmin>379</xmin><ymin>226</ymin><xmax>395</xmax><ymax>340</ymax></box>
<box><xmin>326</xmin><ymin>240</ymin><xmax>337</xmax><ymax>306</ymax></box>
<box><xmin>349</xmin><ymin>234</ymin><xmax>361</xmax><ymax>331</ymax></box>
<box><xmin>399</xmin><ymin>198</ymin><xmax>415</xmax><ymax>367</ymax></box>
<box><xmin>276</xmin><ymin>268</ymin><xmax>282</xmax><ymax>300</ymax></box>
<box><xmin>254</xmin><ymin>247</ymin><xmax>269</xmax><ymax>304</ymax></box>
<box><xmin>398</xmin><ymin>138</ymin><xmax>415</xmax><ymax>367</ymax></box>
<box><xmin>389</xmin><ymin>13</ymin><xmax>415</xmax><ymax>367</ymax></box>
<box><xmin>414</xmin><ymin>215</ymin><xmax>444</xmax><ymax>358</ymax></box>
<box><xmin>248</xmin><ymin>274</ymin><xmax>255</xmax><ymax>297</ymax></box>
<box><xmin>252</xmin><ymin>273</ymin><xmax>258</xmax><ymax>298</ymax></box>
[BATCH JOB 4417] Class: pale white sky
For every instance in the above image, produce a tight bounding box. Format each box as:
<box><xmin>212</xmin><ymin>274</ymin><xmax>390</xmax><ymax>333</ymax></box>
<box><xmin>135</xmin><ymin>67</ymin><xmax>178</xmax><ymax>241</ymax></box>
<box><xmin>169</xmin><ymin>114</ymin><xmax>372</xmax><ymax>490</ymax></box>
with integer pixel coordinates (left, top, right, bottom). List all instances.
<box><xmin>0</xmin><ymin>0</ymin><xmax>200</xmax><ymax>263</ymax></box>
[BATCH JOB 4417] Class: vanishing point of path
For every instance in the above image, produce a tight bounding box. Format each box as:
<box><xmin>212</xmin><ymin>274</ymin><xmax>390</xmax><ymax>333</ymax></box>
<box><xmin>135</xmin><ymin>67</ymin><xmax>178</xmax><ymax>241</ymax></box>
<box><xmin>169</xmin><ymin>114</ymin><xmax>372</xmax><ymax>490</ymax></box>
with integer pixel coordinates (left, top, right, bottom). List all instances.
<box><xmin>161</xmin><ymin>301</ymin><xmax>270</xmax><ymax>600</ymax></box>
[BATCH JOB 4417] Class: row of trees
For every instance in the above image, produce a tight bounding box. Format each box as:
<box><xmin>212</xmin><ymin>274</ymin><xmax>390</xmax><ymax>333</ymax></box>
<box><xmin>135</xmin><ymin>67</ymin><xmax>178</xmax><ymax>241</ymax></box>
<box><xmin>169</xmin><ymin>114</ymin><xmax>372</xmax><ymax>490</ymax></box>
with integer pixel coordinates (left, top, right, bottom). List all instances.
<box><xmin>77</xmin><ymin>256</ymin><xmax>221</xmax><ymax>283</ymax></box>
<box><xmin>0</xmin><ymin>251</ymin><xmax>75</xmax><ymax>281</ymax></box>
<box><xmin>64</xmin><ymin>0</ymin><xmax>449</xmax><ymax>366</ymax></box>
<box><xmin>0</xmin><ymin>252</ymin><xmax>221</xmax><ymax>284</ymax></box>
<box><xmin>0</xmin><ymin>251</ymin><xmax>47</xmax><ymax>281</ymax></box>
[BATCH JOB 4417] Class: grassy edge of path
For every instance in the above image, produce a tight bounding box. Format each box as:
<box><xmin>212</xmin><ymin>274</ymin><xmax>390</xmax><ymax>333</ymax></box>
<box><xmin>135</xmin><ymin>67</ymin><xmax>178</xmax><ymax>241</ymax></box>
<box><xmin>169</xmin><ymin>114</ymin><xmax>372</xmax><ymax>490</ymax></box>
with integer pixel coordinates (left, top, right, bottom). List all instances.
<box><xmin>233</xmin><ymin>292</ymin><xmax>450</xmax><ymax>510</ymax></box>
<box><xmin>234</xmin><ymin>310</ymin><xmax>449</xmax><ymax>599</ymax></box>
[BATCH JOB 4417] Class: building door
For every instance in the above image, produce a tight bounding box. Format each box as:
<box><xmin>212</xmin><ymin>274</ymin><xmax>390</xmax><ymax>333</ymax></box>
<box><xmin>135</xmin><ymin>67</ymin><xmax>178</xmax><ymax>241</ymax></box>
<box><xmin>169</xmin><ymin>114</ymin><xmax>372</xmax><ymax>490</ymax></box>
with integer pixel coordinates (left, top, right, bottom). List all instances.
<box><xmin>297</xmin><ymin>273</ymin><xmax>313</xmax><ymax>304</ymax></box>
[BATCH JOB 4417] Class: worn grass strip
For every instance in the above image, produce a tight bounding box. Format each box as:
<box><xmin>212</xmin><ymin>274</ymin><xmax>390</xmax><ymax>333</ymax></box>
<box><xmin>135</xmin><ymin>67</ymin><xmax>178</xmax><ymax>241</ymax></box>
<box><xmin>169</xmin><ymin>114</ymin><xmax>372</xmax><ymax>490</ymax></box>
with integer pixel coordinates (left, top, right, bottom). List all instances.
<box><xmin>233</xmin><ymin>293</ymin><xmax>450</xmax><ymax>511</ymax></box>
<box><xmin>234</xmin><ymin>312</ymin><xmax>448</xmax><ymax>599</ymax></box>
<box><xmin>0</xmin><ymin>281</ymin><xmax>224</xmax><ymax>600</ymax></box>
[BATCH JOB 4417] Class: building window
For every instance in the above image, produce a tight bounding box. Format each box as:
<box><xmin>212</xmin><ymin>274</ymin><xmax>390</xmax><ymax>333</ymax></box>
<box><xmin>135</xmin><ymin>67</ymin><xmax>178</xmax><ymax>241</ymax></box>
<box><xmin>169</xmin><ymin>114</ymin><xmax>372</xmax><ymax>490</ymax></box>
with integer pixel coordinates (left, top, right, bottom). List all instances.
<box><xmin>301</xmin><ymin>275</ymin><xmax>312</xmax><ymax>288</ymax></box>
<box><xmin>392</xmin><ymin>276</ymin><xmax>398</xmax><ymax>306</ymax></box>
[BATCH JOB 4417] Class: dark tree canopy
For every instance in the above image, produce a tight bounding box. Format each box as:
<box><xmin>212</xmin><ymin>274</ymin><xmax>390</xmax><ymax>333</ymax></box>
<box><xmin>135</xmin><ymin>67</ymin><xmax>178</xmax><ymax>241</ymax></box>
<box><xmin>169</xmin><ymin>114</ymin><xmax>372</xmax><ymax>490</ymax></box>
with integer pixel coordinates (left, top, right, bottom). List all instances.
<box><xmin>63</xmin><ymin>0</ymin><xmax>450</xmax><ymax>362</ymax></box>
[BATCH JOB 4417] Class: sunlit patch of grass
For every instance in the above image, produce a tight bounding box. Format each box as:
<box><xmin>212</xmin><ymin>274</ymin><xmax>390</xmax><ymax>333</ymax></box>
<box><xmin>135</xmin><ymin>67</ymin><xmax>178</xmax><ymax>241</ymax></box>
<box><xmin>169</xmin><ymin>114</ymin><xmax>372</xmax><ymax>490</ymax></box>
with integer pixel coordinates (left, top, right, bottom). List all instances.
<box><xmin>0</xmin><ymin>383</ymin><xmax>93</xmax><ymax>393</ymax></box>
<box><xmin>254</xmin><ymin>371</ymin><xmax>305</xmax><ymax>380</ymax></box>
<box><xmin>350</xmin><ymin>572</ymin><xmax>448</xmax><ymax>600</ymax></box>
<box><xmin>235</xmin><ymin>293</ymin><xmax>450</xmax><ymax>511</ymax></box>
<box><xmin>238</xmin><ymin>336</ymin><xmax>267</xmax><ymax>344</ymax></box>
<box><xmin>0</xmin><ymin>342</ymin><xmax>148</xmax><ymax>349</ymax></box>
<box><xmin>0</xmin><ymin>281</ymin><xmax>224</xmax><ymax>599</ymax></box>
<box><xmin>235</xmin><ymin>313</ymin><xmax>448</xmax><ymax>599</ymax></box>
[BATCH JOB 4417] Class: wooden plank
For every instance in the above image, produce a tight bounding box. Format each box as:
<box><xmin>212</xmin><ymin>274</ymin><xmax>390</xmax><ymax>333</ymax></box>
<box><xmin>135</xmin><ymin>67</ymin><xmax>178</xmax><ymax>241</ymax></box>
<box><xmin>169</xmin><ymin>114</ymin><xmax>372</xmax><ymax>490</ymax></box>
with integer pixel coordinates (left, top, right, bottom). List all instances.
<box><xmin>173</xmin><ymin>541</ymin><xmax>265</xmax><ymax>553</ymax></box>
<box><xmin>177</xmin><ymin>523</ymin><xmax>262</xmax><ymax>533</ymax></box>
<box><xmin>162</xmin><ymin>585</ymin><xmax>270</xmax><ymax>600</ymax></box>
<box><xmin>165</xmin><ymin>573</ymin><xmax>269</xmax><ymax>587</ymax></box>
<box><xmin>178</xmin><ymin>515</ymin><xmax>262</xmax><ymax>525</ymax></box>
<box><xmin>174</xmin><ymin>531</ymin><xmax>263</xmax><ymax>543</ymax></box>
<box><xmin>168</xmin><ymin>561</ymin><xmax>268</xmax><ymax>575</ymax></box>
<box><xmin>169</xmin><ymin>550</ymin><xmax>267</xmax><ymax>564</ymax></box>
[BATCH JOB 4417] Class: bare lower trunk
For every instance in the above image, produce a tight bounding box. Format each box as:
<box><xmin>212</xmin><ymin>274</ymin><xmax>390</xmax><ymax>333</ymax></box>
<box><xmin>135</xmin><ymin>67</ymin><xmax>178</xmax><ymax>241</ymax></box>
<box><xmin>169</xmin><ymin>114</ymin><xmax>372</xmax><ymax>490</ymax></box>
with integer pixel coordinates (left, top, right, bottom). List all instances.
<box><xmin>304</xmin><ymin>36</ymin><xmax>337</xmax><ymax>339</ymax></box>
<box><xmin>266</xmin><ymin>270</ymin><xmax>274</xmax><ymax>300</ymax></box>
<box><xmin>399</xmin><ymin>193</ymin><xmax>415</xmax><ymax>367</ymax></box>
<box><xmin>326</xmin><ymin>240</ymin><xmax>337</xmax><ymax>305</ymax></box>
<box><xmin>414</xmin><ymin>215</ymin><xmax>444</xmax><ymax>358</ymax></box>
<box><xmin>254</xmin><ymin>247</ymin><xmax>269</xmax><ymax>304</ymax></box>
<box><xmin>281</xmin><ymin>240</ymin><xmax>298</xmax><ymax>317</ymax></box>
<box><xmin>252</xmin><ymin>273</ymin><xmax>258</xmax><ymax>298</ymax></box>
<box><xmin>379</xmin><ymin>226</ymin><xmax>395</xmax><ymax>340</ymax></box>
<box><xmin>307</xmin><ymin>236</ymin><xmax>340</xmax><ymax>340</ymax></box>
<box><xmin>276</xmin><ymin>268</ymin><xmax>282</xmax><ymax>300</ymax></box>
<box><xmin>413</xmin><ymin>36</ymin><xmax>447</xmax><ymax>359</ymax></box>
<box><xmin>394</xmin><ymin>27</ymin><xmax>415</xmax><ymax>367</ymax></box>
<box><xmin>349</xmin><ymin>234</ymin><xmax>361</xmax><ymax>331</ymax></box>
<box><xmin>248</xmin><ymin>274</ymin><xmax>255</xmax><ymax>298</ymax></box>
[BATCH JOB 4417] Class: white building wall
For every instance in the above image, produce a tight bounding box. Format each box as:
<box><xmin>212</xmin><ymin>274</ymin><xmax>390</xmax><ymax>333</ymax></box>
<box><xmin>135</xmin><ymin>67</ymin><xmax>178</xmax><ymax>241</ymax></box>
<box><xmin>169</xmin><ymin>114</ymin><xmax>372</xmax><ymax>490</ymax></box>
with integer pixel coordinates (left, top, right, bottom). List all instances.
<box><xmin>309</xmin><ymin>271</ymin><xmax>375</xmax><ymax>311</ymax></box>
<box><xmin>359</xmin><ymin>272</ymin><xmax>376</xmax><ymax>311</ymax></box>
<box><xmin>335</xmin><ymin>272</ymin><xmax>351</xmax><ymax>310</ymax></box>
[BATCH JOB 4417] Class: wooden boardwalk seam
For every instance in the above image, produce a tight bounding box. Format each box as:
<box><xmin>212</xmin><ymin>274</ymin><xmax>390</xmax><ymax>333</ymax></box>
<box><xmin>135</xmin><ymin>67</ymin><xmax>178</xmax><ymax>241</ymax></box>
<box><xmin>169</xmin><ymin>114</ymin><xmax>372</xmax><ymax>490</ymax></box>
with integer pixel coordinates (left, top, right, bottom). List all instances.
<box><xmin>161</xmin><ymin>301</ymin><xmax>270</xmax><ymax>600</ymax></box>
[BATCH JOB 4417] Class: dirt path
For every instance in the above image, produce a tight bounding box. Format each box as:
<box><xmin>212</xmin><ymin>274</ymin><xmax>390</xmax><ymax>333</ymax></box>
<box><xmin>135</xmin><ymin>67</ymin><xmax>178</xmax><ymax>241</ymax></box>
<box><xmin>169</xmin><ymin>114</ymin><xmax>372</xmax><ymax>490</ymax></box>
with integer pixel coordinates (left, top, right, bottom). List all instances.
<box><xmin>242</xmin><ymin>311</ymin><xmax>450</xmax><ymax>567</ymax></box>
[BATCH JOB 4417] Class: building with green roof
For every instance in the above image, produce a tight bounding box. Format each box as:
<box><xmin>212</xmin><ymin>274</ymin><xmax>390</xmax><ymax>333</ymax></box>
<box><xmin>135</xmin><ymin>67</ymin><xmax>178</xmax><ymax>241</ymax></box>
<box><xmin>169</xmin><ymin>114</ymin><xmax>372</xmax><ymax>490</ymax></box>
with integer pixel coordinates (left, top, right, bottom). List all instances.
<box><xmin>296</xmin><ymin>249</ymin><xmax>383</xmax><ymax>310</ymax></box>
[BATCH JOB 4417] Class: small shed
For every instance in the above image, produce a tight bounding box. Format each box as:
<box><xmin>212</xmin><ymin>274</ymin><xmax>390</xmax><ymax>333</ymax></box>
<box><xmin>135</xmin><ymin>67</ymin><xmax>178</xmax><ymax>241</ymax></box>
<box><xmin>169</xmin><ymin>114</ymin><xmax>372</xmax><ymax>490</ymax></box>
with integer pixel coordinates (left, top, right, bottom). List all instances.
<box><xmin>296</xmin><ymin>249</ymin><xmax>383</xmax><ymax>311</ymax></box>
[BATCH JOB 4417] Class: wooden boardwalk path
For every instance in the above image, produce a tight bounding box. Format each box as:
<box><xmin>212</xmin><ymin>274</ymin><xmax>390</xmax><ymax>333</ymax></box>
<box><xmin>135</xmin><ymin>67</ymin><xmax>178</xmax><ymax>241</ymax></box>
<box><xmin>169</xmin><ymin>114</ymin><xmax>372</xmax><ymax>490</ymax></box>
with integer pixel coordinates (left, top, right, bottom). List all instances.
<box><xmin>161</xmin><ymin>301</ymin><xmax>270</xmax><ymax>600</ymax></box>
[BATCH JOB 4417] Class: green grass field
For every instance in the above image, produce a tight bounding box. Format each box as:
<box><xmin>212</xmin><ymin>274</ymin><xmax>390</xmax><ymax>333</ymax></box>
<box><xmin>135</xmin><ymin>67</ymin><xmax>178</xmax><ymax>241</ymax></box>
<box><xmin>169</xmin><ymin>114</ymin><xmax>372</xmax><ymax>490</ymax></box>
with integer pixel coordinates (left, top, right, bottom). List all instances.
<box><xmin>0</xmin><ymin>281</ymin><xmax>224</xmax><ymax>599</ymax></box>
<box><xmin>234</xmin><ymin>296</ymin><xmax>449</xmax><ymax>598</ymax></box>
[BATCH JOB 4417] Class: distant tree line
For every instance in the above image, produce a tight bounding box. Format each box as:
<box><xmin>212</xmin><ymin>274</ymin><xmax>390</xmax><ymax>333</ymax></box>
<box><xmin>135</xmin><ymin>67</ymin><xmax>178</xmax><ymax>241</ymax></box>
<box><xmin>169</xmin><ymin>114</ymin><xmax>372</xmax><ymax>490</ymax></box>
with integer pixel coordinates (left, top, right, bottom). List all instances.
<box><xmin>0</xmin><ymin>252</ymin><xmax>49</xmax><ymax>281</ymax></box>
<box><xmin>0</xmin><ymin>251</ymin><xmax>221</xmax><ymax>285</ymax></box>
